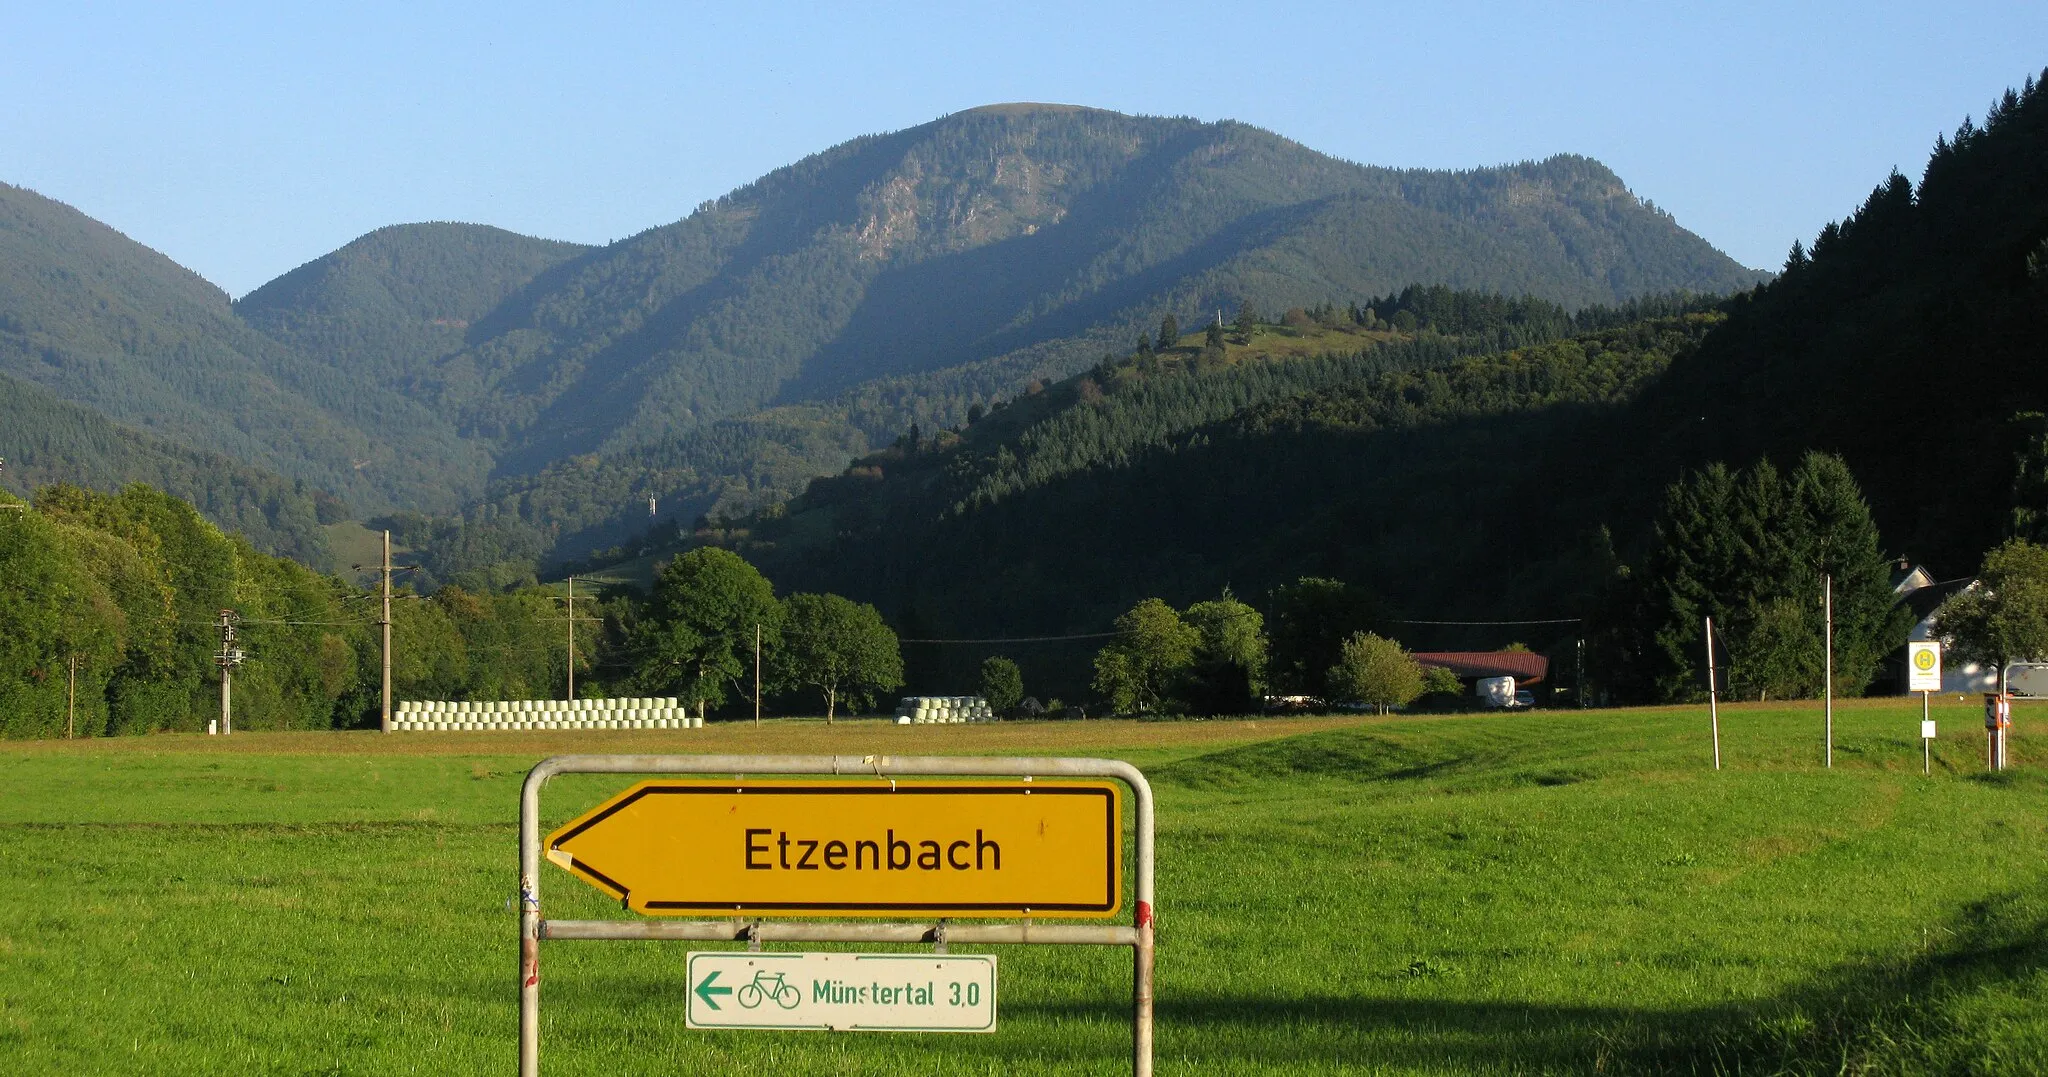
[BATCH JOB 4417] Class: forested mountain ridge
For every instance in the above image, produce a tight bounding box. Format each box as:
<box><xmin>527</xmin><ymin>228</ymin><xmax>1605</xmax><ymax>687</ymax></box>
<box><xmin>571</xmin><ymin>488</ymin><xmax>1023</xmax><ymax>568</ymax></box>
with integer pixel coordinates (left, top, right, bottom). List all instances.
<box><xmin>0</xmin><ymin>370</ymin><xmax>337</xmax><ymax>564</ymax></box>
<box><xmin>746</xmin><ymin>309</ymin><xmax>1716</xmax><ymax>615</ymax></box>
<box><xmin>1626</xmin><ymin>70</ymin><xmax>2048</xmax><ymax>577</ymax></box>
<box><xmin>0</xmin><ymin>182</ymin><xmax>491</xmax><ymax>513</ymax></box>
<box><xmin>381</xmin><ymin>289</ymin><xmax>1718</xmax><ymax>585</ymax></box>
<box><xmin>276</xmin><ymin>105</ymin><xmax>1761</xmax><ymax>479</ymax></box>
<box><xmin>695</xmin><ymin>309</ymin><xmax>1721</xmax><ymax>697</ymax></box>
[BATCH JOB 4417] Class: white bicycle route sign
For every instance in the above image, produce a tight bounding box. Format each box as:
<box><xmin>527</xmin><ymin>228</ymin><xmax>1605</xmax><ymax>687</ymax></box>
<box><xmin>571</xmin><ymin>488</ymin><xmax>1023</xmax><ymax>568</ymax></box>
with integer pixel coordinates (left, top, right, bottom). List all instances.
<box><xmin>685</xmin><ymin>951</ymin><xmax>997</xmax><ymax>1032</ymax></box>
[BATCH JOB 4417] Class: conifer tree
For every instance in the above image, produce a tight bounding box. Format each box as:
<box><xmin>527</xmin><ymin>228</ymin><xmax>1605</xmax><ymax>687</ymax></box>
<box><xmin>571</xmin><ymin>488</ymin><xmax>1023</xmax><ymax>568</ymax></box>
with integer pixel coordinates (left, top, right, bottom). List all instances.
<box><xmin>1631</xmin><ymin>453</ymin><xmax>1904</xmax><ymax>702</ymax></box>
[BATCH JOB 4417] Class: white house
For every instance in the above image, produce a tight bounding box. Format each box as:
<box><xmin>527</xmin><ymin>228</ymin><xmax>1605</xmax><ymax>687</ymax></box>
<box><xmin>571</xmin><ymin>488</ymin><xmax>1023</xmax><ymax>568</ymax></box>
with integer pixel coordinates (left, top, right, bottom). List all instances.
<box><xmin>1893</xmin><ymin>562</ymin><xmax>1999</xmax><ymax>694</ymax></box>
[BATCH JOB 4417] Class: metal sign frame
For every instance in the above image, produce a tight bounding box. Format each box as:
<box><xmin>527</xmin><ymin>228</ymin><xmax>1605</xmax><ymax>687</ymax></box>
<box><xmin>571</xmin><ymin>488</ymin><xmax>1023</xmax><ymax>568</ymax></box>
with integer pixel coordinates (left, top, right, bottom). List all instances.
<box><xmin>544</xmin><ymin>777</ymin><xmax>1125</xmax><ymax>917</ymax></box>
<box><xmin>2003</xmin><ymin>661</ymin><xmax>2048</xmax><ymax>700</ymax></box>
<box><xmin>518</xmin><ymin>754</ymin><xmax>1156</xmax><ymax>1076</ymax></box>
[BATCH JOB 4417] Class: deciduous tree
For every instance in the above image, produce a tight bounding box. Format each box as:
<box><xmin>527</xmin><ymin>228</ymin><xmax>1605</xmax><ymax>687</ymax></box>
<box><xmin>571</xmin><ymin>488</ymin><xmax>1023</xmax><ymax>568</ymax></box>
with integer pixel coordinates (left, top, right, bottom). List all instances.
<box><xmin>978</xmin><ymin>655</ymin><xmax>1023</xmax><ymax>716</ymax></box>
<box><xmin>634</xmin><ymin>548</ymin><xmax>780</xmax><ymax>721</ymax></box>
<box><xmin>1327</xmin><ymin>632</ymin><xmax>1422</xmax><ymax>714</ymax></box>
<box><xmin>776</xmin><ymin>592</ymin><xmax>901</xmax><ymax>723</ymax></box>
<box><xmin>1182</xmin><ymin>592</ymin><xmax>1267</xmax><ymax>714</ymax></box>
<box><xmin>1092</xmin><ymin>598</ymin><xmax>1197</xmax><ymax>715</ymax></box>
<box><xmin>1937</xmin><ymin>539</ymin><xmax>2048</xmax><ymax>673</ymax></box>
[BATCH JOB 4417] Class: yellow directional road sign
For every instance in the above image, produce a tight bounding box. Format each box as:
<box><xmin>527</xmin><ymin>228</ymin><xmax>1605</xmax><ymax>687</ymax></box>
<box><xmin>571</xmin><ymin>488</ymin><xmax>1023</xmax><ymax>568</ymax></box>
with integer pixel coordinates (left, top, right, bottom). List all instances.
<box><xmin>546</xmin><ymin>779</ymin><xmax>1122</xmax><ymax>917</ymax></box>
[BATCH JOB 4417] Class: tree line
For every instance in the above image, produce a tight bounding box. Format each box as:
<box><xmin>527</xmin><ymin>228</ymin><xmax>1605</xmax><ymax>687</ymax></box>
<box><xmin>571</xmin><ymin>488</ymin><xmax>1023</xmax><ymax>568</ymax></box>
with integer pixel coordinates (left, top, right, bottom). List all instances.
<box><xmin>12</xmin><ymin>448</ymin><xmax>2043</xmax><ymax>740</ymax></box>
<box><xmin>0</xmin><ymin>484</ymin><xmax>904</xmax><ymax>737</ymax></box>
<box><xmin>1079</xmin><ymin>583</ymin><xmax>1454</xmax><ymax>716</ymax></box>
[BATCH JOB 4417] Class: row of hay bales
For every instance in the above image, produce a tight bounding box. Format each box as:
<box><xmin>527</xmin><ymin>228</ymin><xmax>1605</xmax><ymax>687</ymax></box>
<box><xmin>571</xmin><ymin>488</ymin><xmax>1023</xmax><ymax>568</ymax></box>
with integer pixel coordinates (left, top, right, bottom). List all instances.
<box><xmin>392</xmin><ymin>698</ymin><xmax>703</xmax><ymax>731</ymax></box>
<box><xmin>894</xmin><ymin>696</ymin><xmax>996</xmax><ymax>725</ymax></box>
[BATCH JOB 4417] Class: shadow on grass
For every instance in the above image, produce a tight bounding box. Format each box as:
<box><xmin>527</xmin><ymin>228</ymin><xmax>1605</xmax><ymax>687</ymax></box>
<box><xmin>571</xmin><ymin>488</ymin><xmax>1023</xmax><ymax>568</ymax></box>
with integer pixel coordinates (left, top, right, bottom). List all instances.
<box><xmin>996</xmin><ymin>886</ymin><xmax>2048</xmax><ymax>1073</ymax></box>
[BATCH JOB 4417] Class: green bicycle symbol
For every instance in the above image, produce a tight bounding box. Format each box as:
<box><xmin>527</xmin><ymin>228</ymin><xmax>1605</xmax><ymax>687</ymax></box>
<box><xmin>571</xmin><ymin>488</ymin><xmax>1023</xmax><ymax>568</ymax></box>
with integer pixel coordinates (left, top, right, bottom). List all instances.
<box><xmin>736</xmin><ymin>969</ymin><xmax>802</xmax><ymax>1010</ymax></box>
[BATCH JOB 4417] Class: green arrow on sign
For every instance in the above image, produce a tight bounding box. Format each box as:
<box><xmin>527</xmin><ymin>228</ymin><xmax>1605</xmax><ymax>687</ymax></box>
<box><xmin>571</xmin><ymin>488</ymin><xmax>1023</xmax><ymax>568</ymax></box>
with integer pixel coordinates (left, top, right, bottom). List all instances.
<box><xmin>694</xmin><ymin>969</ymin><xmax>732</xmax><ymax>1010</ymax></box>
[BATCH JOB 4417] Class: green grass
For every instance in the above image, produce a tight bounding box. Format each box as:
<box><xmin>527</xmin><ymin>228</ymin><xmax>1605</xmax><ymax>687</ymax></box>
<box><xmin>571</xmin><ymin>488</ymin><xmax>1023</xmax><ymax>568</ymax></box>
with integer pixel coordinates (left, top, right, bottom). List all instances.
<box><xmin>2</xmin><ymin>700</ymin><xmax>2045</xmax><ymax>1074</ymax></box>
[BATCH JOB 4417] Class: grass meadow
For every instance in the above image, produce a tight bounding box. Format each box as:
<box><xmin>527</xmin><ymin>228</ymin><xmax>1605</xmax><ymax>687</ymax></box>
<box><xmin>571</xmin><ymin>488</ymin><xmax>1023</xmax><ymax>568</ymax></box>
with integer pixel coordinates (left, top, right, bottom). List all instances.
<box><xmin>1</xmin><ymin>698</ymin><xmax>2045</xmax><ymax>1075</ymax></box>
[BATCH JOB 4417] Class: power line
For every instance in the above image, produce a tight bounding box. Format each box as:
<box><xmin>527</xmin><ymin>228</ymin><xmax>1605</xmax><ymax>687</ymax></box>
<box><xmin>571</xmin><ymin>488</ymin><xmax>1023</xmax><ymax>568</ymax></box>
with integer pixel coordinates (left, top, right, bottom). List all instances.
<box><xmin>900</xmin><ymin>631</ymin><xmax>1124</xmax><ymax>644</ymax></box>
<box><xmin>1387</xmin><ymin>618</ymin><xmax>1583</xmax><ymax>626</ymax></box>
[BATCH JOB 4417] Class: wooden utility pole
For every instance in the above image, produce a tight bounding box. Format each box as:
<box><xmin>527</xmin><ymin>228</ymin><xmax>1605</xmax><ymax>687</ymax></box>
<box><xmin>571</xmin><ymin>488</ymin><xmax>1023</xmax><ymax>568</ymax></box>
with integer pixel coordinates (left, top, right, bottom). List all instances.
<box><xmin>380</xmin><ymin>529</ymin><xmax>393</xmax><ymax>734</ymax></box>
<box><xmin>216</xmin><ymin>609</ymin><xmax>241</xmax><ymax>735</ymax></box>
<box><xmin>565</xmin><ymin>576</ymin><xmax>576</xmax><ymax>702</ymax></box>
<box><xmin>66</xmin><ymin>654</ymin><xmax>77</xmax><ymax>739</ymax></box>
<box><xmin>753</xmin><ymin>623</ymin><xmax>762</xmax><ymax>724</ymax></box>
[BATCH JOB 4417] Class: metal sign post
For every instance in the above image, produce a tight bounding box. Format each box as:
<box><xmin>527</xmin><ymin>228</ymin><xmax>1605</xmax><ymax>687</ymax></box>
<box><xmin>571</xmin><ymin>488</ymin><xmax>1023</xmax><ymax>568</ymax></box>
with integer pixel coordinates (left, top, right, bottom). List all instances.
<box><xmin>1704</xmin><ymin>616</ymin><xmax>1721</xmax><ymax>770</ymax></box>
<box><xmin>1823</xmin><ymin>574</ymin><xmax>1834</xmax><ymax>769</ymax></box>
<box><xmin>518</xmin><ymin>754</ymin><xmax>1156</xmax><ymax>1076</ymax></box>
<box><xmin>1908</xmin><ymin>642</ymin><xmax>1942</xmax><ymax>776</ymax></box>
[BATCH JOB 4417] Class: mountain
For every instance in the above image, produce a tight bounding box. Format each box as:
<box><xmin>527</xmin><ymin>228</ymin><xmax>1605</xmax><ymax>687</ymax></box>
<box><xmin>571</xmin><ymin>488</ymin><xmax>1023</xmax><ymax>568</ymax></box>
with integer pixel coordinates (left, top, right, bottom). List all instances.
<box><xmin>0</xmin><ymin>182</ymin><xmax>490</xmax><ymax>513</ymax></box>
<box><xmin>226</xmin><ymin>105</ymin><xmax>1757</xmax><ymax>569</ymax></box>
<box><xmin>6</xmin><ymin>105</ymin><xmax>1761</xmax><ymax>568</ymax></box>
<box><xmin>348</xmin><ymin>105</ymin><xmax>1761</xmax><ymax>476</ymax></box>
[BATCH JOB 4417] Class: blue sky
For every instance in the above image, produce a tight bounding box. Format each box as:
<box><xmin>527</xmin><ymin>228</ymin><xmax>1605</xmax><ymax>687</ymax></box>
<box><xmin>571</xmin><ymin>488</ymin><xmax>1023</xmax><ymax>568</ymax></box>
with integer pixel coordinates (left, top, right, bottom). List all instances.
<box><xmin>5</xmin><ymin>1</ymin><xmax>2043</xmax><ymax>297</ymax></box>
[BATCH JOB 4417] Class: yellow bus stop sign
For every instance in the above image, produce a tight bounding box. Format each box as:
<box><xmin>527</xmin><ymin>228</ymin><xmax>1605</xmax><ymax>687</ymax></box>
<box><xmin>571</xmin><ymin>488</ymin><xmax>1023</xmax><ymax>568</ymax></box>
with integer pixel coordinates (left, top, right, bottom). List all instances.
<box><xmin>545</xmin><ymin>779</ymin><xmax>1122</xmax><ymax>917</ymax></box>
<box><xmin>1907</xmin><ymin>641</ymin><xmax>1942</xmax><ymax>693</ymax></box>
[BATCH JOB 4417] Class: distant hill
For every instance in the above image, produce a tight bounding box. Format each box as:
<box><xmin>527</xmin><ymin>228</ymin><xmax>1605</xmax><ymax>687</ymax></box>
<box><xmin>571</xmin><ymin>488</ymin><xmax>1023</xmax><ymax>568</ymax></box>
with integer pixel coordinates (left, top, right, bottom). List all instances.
<box><xmin>0</xmin><ymin>183</ymin><xmax>490</xmax><ymax>513</ymax></box>
<box><xmin>236</xmin><ymin>222</ymin><xmax>591</xmax><ymax>395</ymax></box>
